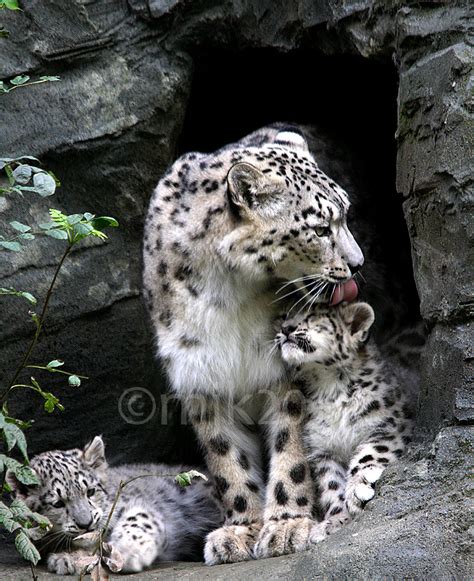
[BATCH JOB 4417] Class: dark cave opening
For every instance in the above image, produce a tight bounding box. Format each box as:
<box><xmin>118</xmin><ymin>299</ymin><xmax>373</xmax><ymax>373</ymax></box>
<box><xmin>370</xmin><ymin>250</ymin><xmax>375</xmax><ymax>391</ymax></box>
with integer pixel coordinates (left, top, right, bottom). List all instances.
<box><xmin>179</xmin><ymin>49</ymin><xmax>421</xmax><ymax>327</ymax></box>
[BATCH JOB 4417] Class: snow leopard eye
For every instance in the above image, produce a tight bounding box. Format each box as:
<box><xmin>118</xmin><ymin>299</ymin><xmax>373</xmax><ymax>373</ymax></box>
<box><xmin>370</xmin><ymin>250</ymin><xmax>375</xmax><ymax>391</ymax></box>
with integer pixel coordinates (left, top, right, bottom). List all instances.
<box><xmin>52</xmin><ymin>499</ymin><xmax>65</xmax><ymax>509</ymax></box>
<box><xmin>315</xmin><ymin>225</ymin><xmax>330</xmax><ymax>237</ymax></box>
<box><xmin>87</xmin><ymin>488</ymin><xmax>96</xmax><ymax>498</ymax></box>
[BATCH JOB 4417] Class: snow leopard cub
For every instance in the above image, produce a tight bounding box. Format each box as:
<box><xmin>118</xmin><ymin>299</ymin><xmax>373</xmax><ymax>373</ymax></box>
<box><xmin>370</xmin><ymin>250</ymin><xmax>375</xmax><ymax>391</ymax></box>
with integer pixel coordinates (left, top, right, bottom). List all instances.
<box><xmin>275</xmin><ymin>302</ymin><xmax>414</xmax><ymax>542</ymax></box>
<box><xmin>8</xmin><ymin>436</ymin><xmax>223</xmax><ymax>574</ymax></box>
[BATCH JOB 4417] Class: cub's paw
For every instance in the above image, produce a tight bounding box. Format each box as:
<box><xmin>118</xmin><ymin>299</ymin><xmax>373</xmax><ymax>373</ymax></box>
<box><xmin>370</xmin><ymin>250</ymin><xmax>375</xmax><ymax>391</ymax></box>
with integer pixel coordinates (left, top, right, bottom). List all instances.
<box><xmin>309</xmin><ymin>512</ymin><xmax>351</xmax><ymax>544</ymax></box>
<box><xmin>110</xmin><ymin>534</ymin><xmax>158</xmax><ymax>573</ymax></box>
<box><xmin>345</xmin><ymin>466</ymin><xmax>382</xmax><ymax>515</ymax></box>
<box><xmin>47</xmin><ymin>552</ymin><xmax>77</xmax><ymax>575</ymax></box>
<box><xmin>254</xmin><ymin>517</ymin><xmax>314</xmax><ymax>559</ymax></box>
<box><xmin>204</xmin><ymin>523</ymin><xmax>261</xmax><ymax>566</ymax></box>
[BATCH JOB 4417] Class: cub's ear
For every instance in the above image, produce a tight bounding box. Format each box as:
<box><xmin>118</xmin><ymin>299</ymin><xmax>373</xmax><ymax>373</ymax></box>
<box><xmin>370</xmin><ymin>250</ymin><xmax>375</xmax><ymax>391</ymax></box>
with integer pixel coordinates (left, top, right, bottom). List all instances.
<box><xmin>341</xmin><ymin>302</ymin><xmax>375</xmax><ymax>343</ymax></box>
<box><xmin>274</xmin><ymin>129</ymin><xmax>309</xmax><ymax>153</ymax></box>
<box><xmin>83</xmin><ymin>435</ymin><xmax>107</xmax><ymax>470</ymax></box>
<box><xmin>6</xmin><ymin>470</ymin><xmax>39</xmax><ymax>499</ymax></box>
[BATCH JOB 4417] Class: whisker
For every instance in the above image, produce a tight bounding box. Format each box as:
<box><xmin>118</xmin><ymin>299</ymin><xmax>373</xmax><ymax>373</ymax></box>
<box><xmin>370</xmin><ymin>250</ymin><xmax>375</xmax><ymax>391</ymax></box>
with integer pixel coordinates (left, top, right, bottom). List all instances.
<box><xmin>275</xmin><ymin>274</ymin><xmax>322</xmax><ymax>294</ymax></box>
<box><xmin>273</xmin><ymin>278</ymin><xmax>323</xmax><ymax>304</ymax></box>
<box><xmin>286</xmin><ymin>281</ymin><xmax>325</xmax><ymax>316</ymax></box>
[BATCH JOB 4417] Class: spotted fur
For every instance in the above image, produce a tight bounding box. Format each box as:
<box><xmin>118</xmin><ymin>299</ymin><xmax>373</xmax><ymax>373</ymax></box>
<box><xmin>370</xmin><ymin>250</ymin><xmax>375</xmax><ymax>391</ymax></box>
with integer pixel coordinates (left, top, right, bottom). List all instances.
<box><xmin>275</xmin><ymin>302</ymin><xmax>414</xmax><ymax>542</ymax></box>
<box><xmin>8</xmin><ymin>437</ymin><xmax>223</xmax><ymax>574</ymax></box>
<box><xmin>143</xmin><ymin>124</ymin><xmax>364</xmax><ymax>563</ymax></box>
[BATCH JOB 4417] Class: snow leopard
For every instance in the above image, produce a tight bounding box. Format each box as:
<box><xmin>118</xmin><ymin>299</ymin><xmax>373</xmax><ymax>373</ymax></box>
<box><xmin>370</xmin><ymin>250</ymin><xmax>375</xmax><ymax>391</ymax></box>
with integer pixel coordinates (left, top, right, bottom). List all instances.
<box><xmin>275</xmin><ymin>301</ymin><xmax>415</xmax><ymax>542</ymax></box>
<box><xmin>7</xmin><ymin>436</ymin><xmax>223</xmax><ymax>574</ymax></box>
<box><xmin>143</xmin><ymin>124</ymin><xmax>364</xmax><ymax>563</ymax></box>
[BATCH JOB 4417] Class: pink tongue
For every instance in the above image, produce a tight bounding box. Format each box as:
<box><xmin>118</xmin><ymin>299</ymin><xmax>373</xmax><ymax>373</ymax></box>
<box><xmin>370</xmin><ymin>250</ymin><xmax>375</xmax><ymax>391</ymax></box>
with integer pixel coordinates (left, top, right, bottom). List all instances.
<box><xmin>330</xmin><ymin>279</ymin><xmax>359</xmax><ymax>306</ymax></box>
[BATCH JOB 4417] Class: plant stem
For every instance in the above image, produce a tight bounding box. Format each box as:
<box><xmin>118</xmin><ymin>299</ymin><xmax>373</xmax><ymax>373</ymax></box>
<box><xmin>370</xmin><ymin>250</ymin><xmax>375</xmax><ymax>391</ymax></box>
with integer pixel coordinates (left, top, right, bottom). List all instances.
<box><xmin>2</xmin><ymin>244</ymin><xmax>73</xmax><ymax>402</ymax></box>
<box><xmin>26</xmin><ymin>365</ymin><xmax>88</xmax><ymax>379</ymax></box>
<box><xmin>29</xmin><ymin>563</ymin><xmax>38</xmax><ymax>581</ymax></box>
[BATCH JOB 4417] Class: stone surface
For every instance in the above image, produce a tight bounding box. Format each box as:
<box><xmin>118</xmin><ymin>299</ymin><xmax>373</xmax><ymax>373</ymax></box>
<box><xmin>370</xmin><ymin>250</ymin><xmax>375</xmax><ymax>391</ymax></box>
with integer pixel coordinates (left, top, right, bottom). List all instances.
<box><xmin>0</xmin><ymin>0</ymin><xmax>472</xmax><ymax>577</ymax></box>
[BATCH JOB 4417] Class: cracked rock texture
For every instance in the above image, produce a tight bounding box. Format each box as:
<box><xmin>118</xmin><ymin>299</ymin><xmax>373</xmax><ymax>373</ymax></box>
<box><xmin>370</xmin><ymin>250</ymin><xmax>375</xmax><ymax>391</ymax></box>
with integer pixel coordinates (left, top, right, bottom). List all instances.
<box><xmin>0</xmin><ymin>0</ymin><xmax>472</xmax><ymax>577</ymax></box>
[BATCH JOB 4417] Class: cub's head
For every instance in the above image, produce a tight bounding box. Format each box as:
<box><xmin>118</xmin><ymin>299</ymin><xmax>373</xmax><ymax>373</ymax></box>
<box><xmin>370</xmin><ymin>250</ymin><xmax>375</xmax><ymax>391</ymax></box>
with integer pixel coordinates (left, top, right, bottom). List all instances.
<box><xmin>7</xmin><ymin>436</ymin><xmax>109</xmax><ymax>537</ymax></box>
<box><xmin>275</xmin><ymin>302</ymin><xmax>374</xmax><ymax>367</ymax></box>
<box><xmin>221</xmin><ymin>129</ymin><xmax>363</xmax><ymax>302</ymax></box>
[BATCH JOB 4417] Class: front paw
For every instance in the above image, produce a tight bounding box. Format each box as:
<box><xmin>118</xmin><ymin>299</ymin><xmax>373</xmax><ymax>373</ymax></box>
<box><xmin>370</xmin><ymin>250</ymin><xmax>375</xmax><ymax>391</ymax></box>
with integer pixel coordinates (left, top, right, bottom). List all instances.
<box><xmin>204</xmin><ymin>523</ymin><xmax>261</xmax><ymax>565</ymax></box>
<box><xmin>47</xmin><ymin>552</ymin><xmax>77</xmax><ymax>575</ymax></box>
<box><xmin>254</xmin><ymin>517</ymin><xmax>314</xmax><ymax>559</ymax></box>
<box><xmin>345</xmin><ymin>469</ymin><xmax>380</xmax><ymax>515</ymax></box>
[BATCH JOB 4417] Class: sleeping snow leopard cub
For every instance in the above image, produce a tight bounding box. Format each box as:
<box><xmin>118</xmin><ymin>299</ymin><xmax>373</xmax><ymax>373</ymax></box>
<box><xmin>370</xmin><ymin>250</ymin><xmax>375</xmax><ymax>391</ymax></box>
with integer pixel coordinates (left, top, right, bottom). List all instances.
<box><xmin>275</xmin><ymin>301</ymin><xmax>414</xmax><ymax>541</ymax></box>
<box><xmin>8</xmin><ymin>436</ymin><xmax>223</xmax><ymax>574</ymax></box>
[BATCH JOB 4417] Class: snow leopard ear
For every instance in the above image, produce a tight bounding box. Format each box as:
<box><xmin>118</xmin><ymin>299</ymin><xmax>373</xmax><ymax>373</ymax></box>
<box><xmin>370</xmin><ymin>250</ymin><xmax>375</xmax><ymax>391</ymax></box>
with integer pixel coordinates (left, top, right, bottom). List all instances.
<box><xmin>83</xmin><ymin>435</ymin><xmax>107</xmax><ymax>470</ymax></box>
<box><xmin>341</xmin><ymin>302</ymin><xmax>375</xmax><ymax>343</ymax></box>
<box><xmin>227</xmin><ymin>162</ymin><xmax>278</xmax><ymax>215</ymax></box>
<box><xmin>274</xmin><ymin>129</ymin><xmax>309</xmax><ymax>153</ymax></box>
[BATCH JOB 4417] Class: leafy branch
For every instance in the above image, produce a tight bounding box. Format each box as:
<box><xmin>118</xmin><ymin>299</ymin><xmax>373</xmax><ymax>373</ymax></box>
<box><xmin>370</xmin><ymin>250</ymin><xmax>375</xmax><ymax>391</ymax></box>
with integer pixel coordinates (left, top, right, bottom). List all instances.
<box><xmin>0</xmin><ymin>75</ymin><xmax>60</xmax><ymax>94</ymax></box>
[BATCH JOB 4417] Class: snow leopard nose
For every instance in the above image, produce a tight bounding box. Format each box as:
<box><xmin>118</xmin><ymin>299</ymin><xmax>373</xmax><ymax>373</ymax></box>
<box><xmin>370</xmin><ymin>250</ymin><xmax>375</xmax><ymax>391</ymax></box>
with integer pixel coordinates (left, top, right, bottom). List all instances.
<box><xmin>282</xmin><ymin>325</ymin><xmax>296</xmax><ymax>336</ymax></box>
<box><xmin>75</xmin><ymin>515</ymin><xmax>93</xmax><ymax>530</ymax></box>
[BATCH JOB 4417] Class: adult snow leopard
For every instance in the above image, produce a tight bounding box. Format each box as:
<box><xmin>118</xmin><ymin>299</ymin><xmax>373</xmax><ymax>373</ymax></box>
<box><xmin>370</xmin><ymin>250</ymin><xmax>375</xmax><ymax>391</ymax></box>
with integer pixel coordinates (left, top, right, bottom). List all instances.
<box><xmin>275</xmin><ymin>302</ymin><xmax>414</xmax><ymax>541</ymax></box>
<box><xmin>8</xmin><ymin>437</ymin><xmax>223</xmax><ymax>574</ymax></box>
<box><xmin>143</xmin><ymin>124</ymin><xmax>364</xmax><ymax>563</ymax></box>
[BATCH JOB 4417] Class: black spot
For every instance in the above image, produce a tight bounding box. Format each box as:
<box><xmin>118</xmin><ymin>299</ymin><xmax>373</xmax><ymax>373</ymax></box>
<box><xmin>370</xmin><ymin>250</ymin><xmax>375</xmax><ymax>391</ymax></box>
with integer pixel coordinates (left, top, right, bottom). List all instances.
<box><xmin>296</xmin><ymin>496</ymin><xmax>309</xmax><ymax>506</ymax></box>
<box><xmin>233</xmin><ymin>496</ymin><xmax>248</xmax><ymax>513</ymax></box>
<box><xmin>275</xmin><ymin>428</ymin><xmax>290</xmax><ymax>453</ymax></box>
<box><xmin>301</xmin><ymin>207</ymin><xmax>316</xmax><ymax>219</ymax></box>
<box><xmin>360</xmin><ymin>400</ymin><xmax>381</xmax><ymax>416</ymax></box>
<box><xmin>289</xmin><ymin>463</ymin><xmax>306</xmax><ymax>484</ymax></box>
<box><xmin>214</xmin><ymin>476</ymin><xmax>229</xmax><ymax>496</ymax></box>
<box><xmin>374</xmin><ymin>445</ymin><xmax>389</xmax><ymax>453</ymax></box>
<box><xmin>359</xmin><ymin>455</ymin><xmax>373</xmax><ymax>464</ymax></box>
<box><xmin>208</xmin><ymin>436</ymin><xmax>230</xmax><ymax>455</ymax></box>
<box><xmin>245</xmin><ymin>481</ymin><xmax>260</xmax><ymax>493</ymax></box>
<box><xmin>238</xmin><ymin>453</ymin><xmax>250</xmax><ymax>470</ymax></box>
<box><xmin>328</xmin><ymin>481</ymin><xmax>339</xmax><ymax>490</ymax></box>
<box><xmin>378</xmin><ymin>457</ymin><xmax>390</xmax><ymax>464</ymax></box>
<box><xmin>180</xmin><ymin>336</ymin><xmax>200</xmax><ymax>348</ymax></box>
<box><xmin>284</xmin><ymin>397</ymin><xmax>302</xmax><ymax>417</ymax></box>
<box><xmin>174</xmin><ymin>264</ymin><xmax>193</xmax><ymax>281</ymax></box>
<box><xmin>274</xmin><ymin>481</ymin><xmax>289</xmax><ymax>505</ymax></box>
<box><xmin>329</xmin><ymin>506</ymin><xmax>343</xmax><ymax>516</ymax></box>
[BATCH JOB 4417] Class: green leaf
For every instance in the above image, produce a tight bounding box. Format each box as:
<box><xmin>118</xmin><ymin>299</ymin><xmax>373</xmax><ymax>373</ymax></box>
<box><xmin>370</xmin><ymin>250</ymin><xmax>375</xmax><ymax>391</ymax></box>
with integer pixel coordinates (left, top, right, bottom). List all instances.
<box><xmin>68</xmin><ymin>375</ymin><xmax>81</xmax><ymax>387</ymax></box>
<box><xmin>83</xmin><ymin>212</ymin><xmax>94</xmax><ymax>221</ymax></box>
<box><xmin>20</xmin><ymin>292</ymin><xmax>36</xmax><ymax>304</ymax></box>
<box><xmin>44</xmin><ymin>229</ymin><xmax>68</xmax><ymax>240</ymax></box>
<box><xmin>0</xmin><ymin>501</ymin><xmax>13</xmax><ymax>522</ymax></box>
<box><xmin>0</xmin><ymin>418</ymin><xmax>28</xmax><ymax>460</ymax></box>
<box><xmin>46</xmin><ymin>360</ymin><xmax>64</xmax><ymax>369</ymax></box>
<box><xmin>9</xmin><ymin>499</ymin><xmax>31</xmax><ymax>520</ymax></box>
<box><xmin>9</xmin><ymin>221</ymin><xmax>31</xmax><ymax>233</ymax></box>
<box><xmin>1</xmin><ymin>0</ymin><xmax>22</xmax><ymax>10</ymax></box>
<box><xmin>39</xmin><ymin>76</ymin><xmax>60</xmax><ymax>83</ymax></box>
<box><xmin>38</xmin><ymin>222</ymin><xmax>54</xmax><ymax>230</ymax></box>
<box><xmin>11</xmin><ymin>165</ymin><xmax>32</xmax><ymax>185</ymax></box>
<box><xmin>32</xmin><ymin>172</ymin><xmax>56</xmax><ymax>197</ymax></box>
<box><xmin>175</xmin><ymin>472</ymin><xmax>192</xmax><ymax>487</ymax></box>
<box><xmin>3</xmin><ymin>516</ymin><xmax>21</xmax><ymax>533</ymax></box>
<box><xmin>15</xmin><ymin>530</ymin><xmax>41</xmax><ymax>565</ymax></box>
<box><xmin>0</xmin><ymin>288</ymin><xmax>37</xmax><ymax>305</ymax></box>
<box><xmin>14</xmin><ymin>466</ymin><xmax>39</xmax><ymax>486</ymax></box>
<box><xmin>66</xmin><ymin>214</ymin><xmax>83</xmax><ymax>225</ymax></box>
<box><xmin>91</xmin><ymin>216</ymin><xmax>119</xmax><ymax>230</ymax></box>
<box><xmin>18</xmin><ymin>233</ymin><xmax>34</xmax><ymax>241</ymax></box>
<box><xmin>0</xmin><ymin>240</ymin><xmax>21</xmax><ymax>251</ymax></box>
<box><xmin>10</xmin><ymin>75</ymin><xmax>30</xmax><ymax>86</ymax></box>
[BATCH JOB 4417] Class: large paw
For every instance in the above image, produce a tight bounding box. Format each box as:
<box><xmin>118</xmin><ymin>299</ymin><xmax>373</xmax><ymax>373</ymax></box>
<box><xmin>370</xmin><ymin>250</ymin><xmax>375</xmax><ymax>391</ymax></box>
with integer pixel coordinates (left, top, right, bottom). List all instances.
<box><xmin>204</xmin><ymin>523</ymin><xmax>261</xmax><ymax>566</ymax></box>
<box><xmin>254</xmin><ymin>517</ymin><xmax>314</xmax><ymax>559</ymax></box>
<box><xmin>47</xmin><ymin>552</ymin><xmax>77</xmax><ymax>575</ymax></box>
<box><xmin>309</xmin><ymin>512</ymin><xmax>351</xmax><ymax>544</ymax></box>
<box><xmin>345</xmin><ymin>466</ymin><xmax>382</xmax><ymax>515</ymax></box>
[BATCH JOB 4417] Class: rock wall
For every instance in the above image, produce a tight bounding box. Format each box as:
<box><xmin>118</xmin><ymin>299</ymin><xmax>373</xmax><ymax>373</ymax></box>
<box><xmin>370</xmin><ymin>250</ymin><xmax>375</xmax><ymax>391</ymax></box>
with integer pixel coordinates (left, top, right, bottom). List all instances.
<box><xmin>0</xmin><ymin>0</ymin><xmax>471</xmax><ymax>576</ymax></box>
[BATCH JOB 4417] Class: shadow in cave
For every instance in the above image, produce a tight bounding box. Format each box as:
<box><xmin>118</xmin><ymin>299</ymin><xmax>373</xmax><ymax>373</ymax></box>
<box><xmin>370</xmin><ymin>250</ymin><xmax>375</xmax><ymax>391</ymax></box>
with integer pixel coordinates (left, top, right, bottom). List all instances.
<box><xmin>178</xmin><ymin>49</ymin><xmax>421</xmax><ymax>332</ymax></box>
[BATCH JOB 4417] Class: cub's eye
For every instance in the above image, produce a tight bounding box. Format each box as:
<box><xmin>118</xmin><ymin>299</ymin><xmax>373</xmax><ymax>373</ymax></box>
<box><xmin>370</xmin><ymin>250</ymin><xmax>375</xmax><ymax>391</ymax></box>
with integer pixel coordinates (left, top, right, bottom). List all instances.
<box><xmin>52</xmin><ymin>499</ymin><xmax>65</xmax><ymax>509</ymax></box>
<box><xmin>315</xmin><ymin>225</ymin><xmax>330</xmax><ymax>237</ymax></box>
<box><xmin>87</xmin><ymin>488</ymin><xmax>96</xmax><ymax>498</ymax></box>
